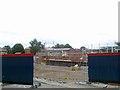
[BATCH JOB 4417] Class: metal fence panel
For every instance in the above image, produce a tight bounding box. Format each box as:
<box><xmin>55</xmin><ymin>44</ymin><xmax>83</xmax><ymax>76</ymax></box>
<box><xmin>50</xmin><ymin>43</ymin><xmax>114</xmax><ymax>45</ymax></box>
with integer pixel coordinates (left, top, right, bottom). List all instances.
<box><xmin>88</xmin><ymin>53</ymin><xmax>120</xmax><ymax>83</ymax></box>
<box><xmin>2</xmin><ymin>54</ymin><xmax>34</xmax><ymax>85</ymax></box>
<box><xmin>0</xmin><ymin>55</ymin><xmax>2</xmax><ymax>82</ymax></box>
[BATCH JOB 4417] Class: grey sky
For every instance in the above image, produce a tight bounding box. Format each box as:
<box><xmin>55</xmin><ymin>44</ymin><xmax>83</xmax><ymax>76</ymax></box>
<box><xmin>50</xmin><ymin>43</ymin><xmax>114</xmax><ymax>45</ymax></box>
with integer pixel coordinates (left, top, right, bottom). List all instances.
<box><xmin>0</xmin><ymin>0</ymin><xmax>119</xmax><ymax>48</ymax></box>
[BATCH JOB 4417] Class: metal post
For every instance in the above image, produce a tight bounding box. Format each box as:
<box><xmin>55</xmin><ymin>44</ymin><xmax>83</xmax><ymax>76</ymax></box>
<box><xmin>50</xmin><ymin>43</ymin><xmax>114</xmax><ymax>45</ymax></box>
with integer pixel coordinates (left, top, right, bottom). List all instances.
<box><xmin>99</xmin><ymin>44</ymin><xmax>100</xmax><ymax>53</ymax></box>
<box><xmin>107</xmin><ymin>43</ymin><xmax>108</xmax><ymax>53</ymax></box>
<box><xmin>91</xmin><ymin>44</ymin><xmax>93</xmax><ymax>53</ymax></box>
<box><xmin>111</xmin><ymin>46</ymin><xmax>114</xmax><ymax>53</ymax></box>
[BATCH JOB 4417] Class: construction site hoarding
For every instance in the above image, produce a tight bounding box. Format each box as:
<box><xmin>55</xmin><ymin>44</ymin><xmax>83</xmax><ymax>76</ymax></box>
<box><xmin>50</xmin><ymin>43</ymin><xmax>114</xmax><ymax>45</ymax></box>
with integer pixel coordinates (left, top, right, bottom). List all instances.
<box><xmin>88</xmin><ymin>53</ymin><xmax>120</xmax><ymax>83</ymax></box>
<box><xmin>0</xmin><ymin>55</ymin><xmax>2</xmax><ymax>82</ymax></box>
<box><xmin>1</xmin><ymin>54</ymin><xmax>34</xmax><ymax>85</ymax></box>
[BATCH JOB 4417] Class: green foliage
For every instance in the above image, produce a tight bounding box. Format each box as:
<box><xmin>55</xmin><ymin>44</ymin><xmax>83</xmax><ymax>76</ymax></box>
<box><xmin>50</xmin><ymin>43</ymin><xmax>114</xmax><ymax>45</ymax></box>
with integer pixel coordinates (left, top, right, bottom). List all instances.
<box><xmin>3</xmin><ymin>45</ymin><xmax>12</xmax><ymax>54</ymax></box>
<box><xmin>12</xmin><ymin>43</ymin><xmax>24</xmax><ymax>54</ymax></box>
<box><xmin>115</xmin><ymin>42</ymin><xmax>120</xmax><ymax>46</ymax></box>
<box><xmin>29</xmin><ymin>38</ymin><xmax>43</xmax><ymax>54</ymax></box>
<box><xmin>59</xmin><ymin>44</ymin><xmax>64</xmax><ymax>48</ymax></box>
<box><xmin>64</xmin><ymin>44</ymin><xmax>72</xmax><ymax>48</ymax></box>
<box><xmin>80</xmin><ymin>46</ymin><xmax>86</xmax><ymax>50</ymax></box>
<box><xmin>54</xmin><ymin>43</ymin><xmax>72</xmax><ymax>48</ymax></box>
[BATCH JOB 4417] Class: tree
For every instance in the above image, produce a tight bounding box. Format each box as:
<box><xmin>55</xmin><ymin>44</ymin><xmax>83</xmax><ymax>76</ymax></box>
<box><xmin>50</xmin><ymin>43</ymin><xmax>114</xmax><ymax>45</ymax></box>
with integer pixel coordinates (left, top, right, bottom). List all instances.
<box><xmin>115</xmin><ymin>42</ymin><xmax>120</xmax><ymax>46</ymax></box>
<box><xmin>12</xmin><ymin>43</ymin><xmax>24</xmax><ymax>54</ymax></box>
<box><xmin>59</xmin><ymin>44</ymin><xmax>64</xmax><ymax>48</ymax></box>
<box><xmin>80</xmin><ymin>46</ymin><xmax>87</xmax><ymax>54</ymax></box>
<box><xmin>3</xmin><ymin>45</ymin><xmax>12</xmax><ymax>54</ymax></box>
<box><xmin>80</xmin><ymin>46</ymin><xmax>86</xmax><ymax>50</ymax></box>
<box><xmin>64</xmin><ymin>44</ymin><xmax>72</xmax><ymax>48</ymax></box>
<box><xmin>115</xmin><ymin>42</ymin><xmax>120</xmax><ymax>52</ymax></box>
<box><xmin>29</xmin><ymin>38</ymin><xmax>43</xmax><ymax>54</ymax></box>
<box><xmin>54</xmin><ymin>43</ymin><xmax>60</xmax><ymax>48</ymax></box>
<box><xmin>54</xmin><ymin>43</ymin><xmax>72</xmax><ymax>48</ymax></box>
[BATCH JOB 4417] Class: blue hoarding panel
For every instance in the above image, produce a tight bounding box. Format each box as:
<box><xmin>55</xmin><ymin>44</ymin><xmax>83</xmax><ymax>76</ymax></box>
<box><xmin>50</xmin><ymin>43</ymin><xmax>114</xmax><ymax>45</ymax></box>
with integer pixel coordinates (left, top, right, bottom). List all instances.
<box><xmin>88</xmin><ymin>53</ymin><xmax>120</xmax><ymax>83</ymax></box>
<box><xmin>2</xmin><ymin>54</ymin><xmax>34</xmax><ymax>85</ymax></box>
<box><xmin>0</xmin><ymin>56</ymin><xmax>2</xmax><ymax>82</ymax></box>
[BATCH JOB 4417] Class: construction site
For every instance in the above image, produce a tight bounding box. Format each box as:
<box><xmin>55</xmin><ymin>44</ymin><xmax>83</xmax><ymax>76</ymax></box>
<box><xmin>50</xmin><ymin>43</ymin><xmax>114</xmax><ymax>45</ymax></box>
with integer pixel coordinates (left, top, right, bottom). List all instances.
<box><xmin>1</xmin><ymin>47</ymin><xmax>120</xmax><ymax>88</ymax></box>
<box><xmin>34</xmin><ymin>48</ymin><xmax>87</xmax><ymax>80</ymax></box>
<box><xmin>33</xmin><ymin>49</ymin><xmax>120</xmax><ymax>88</ymax></box>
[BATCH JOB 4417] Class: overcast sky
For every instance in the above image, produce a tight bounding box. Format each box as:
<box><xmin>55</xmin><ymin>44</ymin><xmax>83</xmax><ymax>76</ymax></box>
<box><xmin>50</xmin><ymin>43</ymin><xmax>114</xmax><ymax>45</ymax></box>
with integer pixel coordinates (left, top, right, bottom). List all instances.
<box><xmin>0</xmin><ymin>0</ymin><xmax>119</xmax><ymax>48</ymax></box>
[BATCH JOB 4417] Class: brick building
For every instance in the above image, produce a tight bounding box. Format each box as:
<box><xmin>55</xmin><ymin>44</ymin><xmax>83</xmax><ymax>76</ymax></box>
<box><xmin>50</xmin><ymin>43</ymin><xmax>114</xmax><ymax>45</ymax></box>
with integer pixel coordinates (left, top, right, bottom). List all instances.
<box><xmin>35</xmin><ymin>47</ymin><xmax>88</xmax><ymax>66</ymax></box>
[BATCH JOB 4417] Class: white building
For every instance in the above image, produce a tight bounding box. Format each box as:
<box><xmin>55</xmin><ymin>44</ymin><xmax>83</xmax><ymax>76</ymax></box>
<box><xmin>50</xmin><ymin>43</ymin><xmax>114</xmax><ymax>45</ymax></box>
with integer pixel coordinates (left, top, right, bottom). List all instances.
<box><xmin>46</xmin><ymin>48</ymin><xmax>71</xmax><ymax>56</ymax></box>
<box><xmin>0</xmin><ymin>48</ymin><xmax>7</xmax><ymax>54</ymax></box>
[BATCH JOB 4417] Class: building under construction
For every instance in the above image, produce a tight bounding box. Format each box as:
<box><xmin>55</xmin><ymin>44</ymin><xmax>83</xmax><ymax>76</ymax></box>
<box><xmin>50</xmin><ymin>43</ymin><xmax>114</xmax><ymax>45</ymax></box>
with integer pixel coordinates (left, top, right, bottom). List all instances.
<box><xmin>35</xmin><ymin>48</ymin><xmax>88</xmax><ymax>66</ymax></box>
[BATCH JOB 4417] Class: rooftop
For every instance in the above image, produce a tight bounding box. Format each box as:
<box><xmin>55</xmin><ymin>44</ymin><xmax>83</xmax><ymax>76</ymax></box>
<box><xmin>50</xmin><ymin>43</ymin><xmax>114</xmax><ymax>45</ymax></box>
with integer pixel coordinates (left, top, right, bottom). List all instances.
<box><xmin>46</xmin><ymin>48</ymin><xmax>71</xmax><ymax>51</ymax></box>
<box><xmin>0</xmin><ymin>48</ymin><xmax>7</xmax><ymax>51</ymax></box>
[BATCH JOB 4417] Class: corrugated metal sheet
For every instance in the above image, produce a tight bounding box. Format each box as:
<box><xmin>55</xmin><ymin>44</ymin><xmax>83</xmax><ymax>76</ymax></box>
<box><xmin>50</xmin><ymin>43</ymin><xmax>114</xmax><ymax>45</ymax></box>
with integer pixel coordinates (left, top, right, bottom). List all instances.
<box><xmin>0</xmin><ymin>55</ymin><xmax>2</xmax><ymax>82</ymax></box>
<box><xmin>1</xmin><ymin>54</ymin><xmax>34</xmax><ymax>85</ymax></box>
<box><xmin>88</xmin><ymin>53</ymin><xmax>120</xmax><ymax>83</ymax></box>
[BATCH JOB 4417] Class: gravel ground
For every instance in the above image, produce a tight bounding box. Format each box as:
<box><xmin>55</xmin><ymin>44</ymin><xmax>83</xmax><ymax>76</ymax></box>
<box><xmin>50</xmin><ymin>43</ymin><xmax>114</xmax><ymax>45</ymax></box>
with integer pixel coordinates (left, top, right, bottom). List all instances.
<box><xmin>34</xmin><ymin>63</ymin><xmax>88</xmax><ymax>83</ymax></box>
<box><xmin>1</xmin><ymin>79</ymin><xmax>119</xmax><ymax>88</ymax></box>
<box><xmin>1</xmin><ymin>83</ymin><xmax>64</xmax><ymax>88</ymax></box>
<box><xmin>33</xmin><ymin>64</ymin><xmax>120</xmax><ymax>88</ymax></box>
